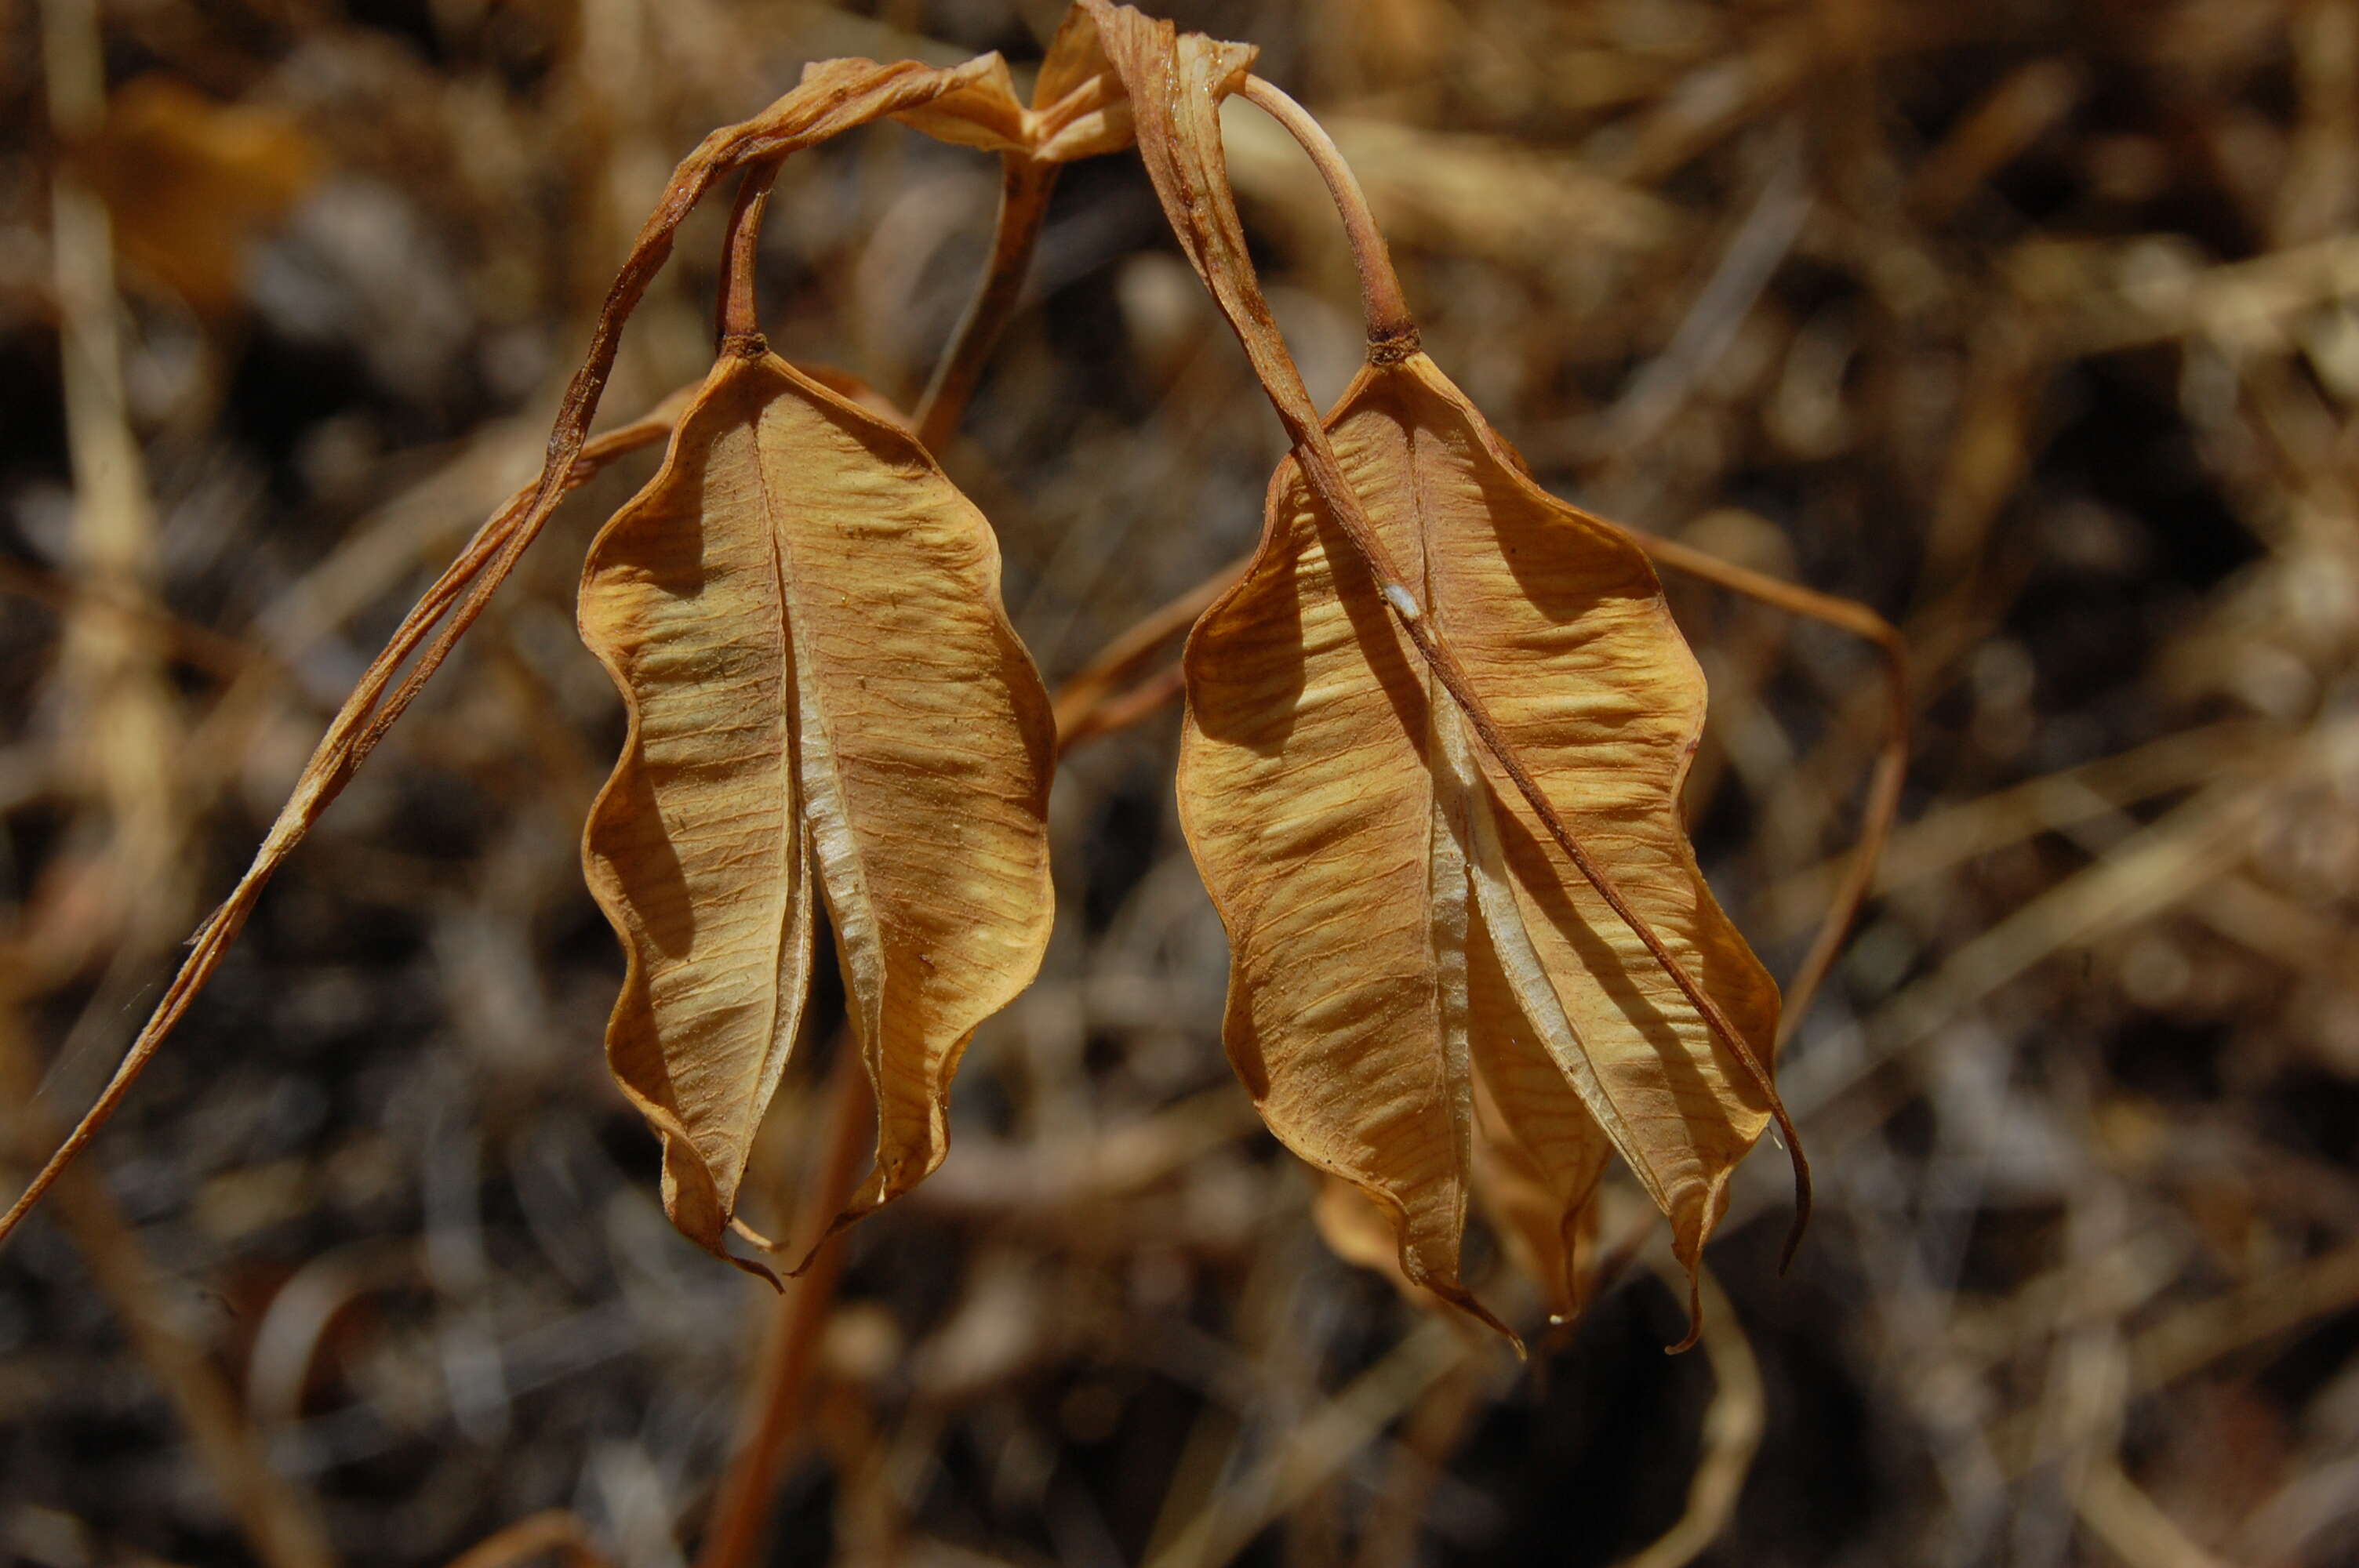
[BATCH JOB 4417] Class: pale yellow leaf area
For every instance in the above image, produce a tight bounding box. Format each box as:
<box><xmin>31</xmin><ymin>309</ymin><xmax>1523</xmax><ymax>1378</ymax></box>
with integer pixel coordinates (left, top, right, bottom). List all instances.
<box><xmin>580</xmin><ymin>350</ymin><xmax>1054</xmax><ymax>1265</ymax></box>
<box><xmin>1180</xmin><ymin>351</ymin><xmax>1777</xmax><ymax>1329</ymax></box>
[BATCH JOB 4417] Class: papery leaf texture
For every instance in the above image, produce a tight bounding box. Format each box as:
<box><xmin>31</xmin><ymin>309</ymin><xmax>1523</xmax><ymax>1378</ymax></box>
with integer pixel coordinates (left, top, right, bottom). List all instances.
<box><xmin>1177</xmin><ymin>351</ymin><xmax>1780</xmax><ymax>1330</ymax></box>
<box><xmin>578</xmin><ymin>347</ymin><xmax>1054</xmax><ymax>1266</ymax></box>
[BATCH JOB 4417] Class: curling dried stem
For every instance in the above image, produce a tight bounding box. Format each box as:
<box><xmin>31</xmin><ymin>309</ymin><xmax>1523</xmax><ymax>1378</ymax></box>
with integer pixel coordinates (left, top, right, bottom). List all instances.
<box><xmin>696</xmin><ymin>1040</ymin><xmax>874</xmax><ymax>1568</ymax></box>
<box><xmin>718</xmin><ymin>160</ymin><xmax>783</xmax><ymax>349</ymax></box>
<box><xmin>914</xmin><ymin>153</ymin><xmax>1059</xmax><ymax>452</ymax></box>
<box><xmin>1630</xmin><ymin>528</ymin><xmax>1909</xmax><ymax>1044</ymax></box>
<box><xmin>1237</xmin><ymin>75</ymin><xmax>1414</xmax><ymax>350</ymax></box>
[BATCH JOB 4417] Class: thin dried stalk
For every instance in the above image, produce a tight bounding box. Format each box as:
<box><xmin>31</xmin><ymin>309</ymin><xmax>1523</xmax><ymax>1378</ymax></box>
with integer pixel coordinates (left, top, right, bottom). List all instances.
<box><xmin>1234</xmin><ymin>76</ymin><xmax>1412</xmax><ymax>345</ymax></box>
<box><xmin>915</xmin><ymin>154</ymin><xmax>1059</xmax><ymax>451</ymax></box>
<box><xmin>716</xmin><ymin>158</ymin><xmax>783</xmax><ymax>347</ymax></box>
<box><xmin>1140</xmin><ymin>1319</ymin><xmax>1470</xmax><ymax>1568</ymax></box>
<box><xmin>40</xmin><ymin>0</ymin><xmax>184</xmax><ymax>953</ymax></box>
<box><xmin>2074</xmin><ymin>1462</ymin><xmax>2234</xmax><ymax>1568</ymax></box>
<box><xmin>0</xmin><ymin>558</ymin><xmax>267</xmax><ymax>683</ymax></box>
<box><xmin>1051</xmin><ymin>551</ymin><xmax>1251</xmax><ymax>749</ymax></box>
<box><xmin>696</xmin><ymin>1043</ymin><xmax>876</xmax><ymax>1568</ymax></box>
<box><xmin>1628</xmin><ymin>527</ymin><xmax>1909</xmax><ymax>1041</ymax></box>
<box><xmin>1056</xmin><ymin>662</ymin><xmax>1188</xmax><ymax>755</ymax></box>
<box><xmin>1347</xmin><ymin>1358</ymin><xmax>1487</xmax><ymax>1568</ymax></box>
<box><xmin>442</xmin><ymin>1511</ymin><xmax>614</xmax><ymax>1568</ymax></box>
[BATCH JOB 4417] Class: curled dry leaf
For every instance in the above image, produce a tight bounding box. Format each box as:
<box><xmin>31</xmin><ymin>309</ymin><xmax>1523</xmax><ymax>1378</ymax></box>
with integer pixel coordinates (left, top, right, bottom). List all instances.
<box><xmin>1085</xmin><ymin>0</ymin><xmax>1798</xmax><ymax>1341</ymax></box>
<box><xmin>577</xmin><ymin>347</ymin><xmax>1053</xmax><ymax>1269</ymax></box>
<box><xmin>1180</xmin><ymin>353</ymin><xmax>1778</xmax><ymax>1334</ymax></box>
<box><xmin>563</xmin><ymin>33</ymin><xmax>1109</xmax><ymax>1269</ymax></box>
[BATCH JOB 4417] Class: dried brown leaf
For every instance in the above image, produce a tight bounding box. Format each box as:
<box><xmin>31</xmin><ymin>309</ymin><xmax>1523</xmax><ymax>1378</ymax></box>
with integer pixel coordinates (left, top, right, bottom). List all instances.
<box><xmin>1085</xmin><ymin>0</ymin><xmax>1798</xmax><ymax>1339</ymax></box>
<box><xmin>577</xmin><ymin>348</ymin><xmax>1054</xmax><ymax>1266</ymax></box>
<box><xmin>1180</xmin><ymin>354</ymin><xmax>1779</xmax><ymax>1333</ymax></box>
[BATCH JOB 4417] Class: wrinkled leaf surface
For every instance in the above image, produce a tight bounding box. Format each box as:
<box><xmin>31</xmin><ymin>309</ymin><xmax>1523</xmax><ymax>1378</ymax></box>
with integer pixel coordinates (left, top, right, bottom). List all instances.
<box><xmin>1179</xmin><ymin>353</ymin><xmax>1779</xmax><ymax>1328</ymax></box>
<box><xmin>580</xmin><ymin>350</ymin><xmax>1053</xmax><ymax>1264</ymax></box>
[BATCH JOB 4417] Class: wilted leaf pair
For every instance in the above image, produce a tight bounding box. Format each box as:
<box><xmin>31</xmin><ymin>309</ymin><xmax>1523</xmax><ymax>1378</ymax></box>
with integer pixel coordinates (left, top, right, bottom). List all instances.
<box><xmin>5</xmin><ymin>0</ymin><xmax>1825</xmax><ymax>1347</ymax></box>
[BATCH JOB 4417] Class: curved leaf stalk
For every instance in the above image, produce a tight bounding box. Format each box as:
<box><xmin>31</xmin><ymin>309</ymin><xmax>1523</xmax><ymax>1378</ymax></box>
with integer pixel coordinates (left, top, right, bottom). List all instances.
<box><xmin>915</xmin><ymin>154</ymin><xmax>1060</xmax><ymax>451</ymax></box>
<box><xmin>1627</xmin><ymin>528</ymin><xmax>1910</xmax><ymax>1043</ymax></box>
<box><xmin>1051</xmin><ymin>550</ymin><xmax>1252</xmax><ymax>751</ymax></box>
<box><xmin>717</xmin><ymin>158</ymin><xmax>784</xmax><ymax>349</ymax></box>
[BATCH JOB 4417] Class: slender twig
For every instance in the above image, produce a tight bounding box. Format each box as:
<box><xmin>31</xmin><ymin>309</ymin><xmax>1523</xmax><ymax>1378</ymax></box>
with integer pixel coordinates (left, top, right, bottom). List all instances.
<box><xmin>0</xmin><ymin>557</ymin><xmax>270</xmax><ymax>682</ymax></box>
<box><xmin>1198</xmin><ymin>53</ymin><xmax>1811</xmax><ymax>1264</ymax></box>
<box><xmin>1141</xmin><ymin>1319</ymin><xmax>1470</xmax><ymax>1568</ymax></box>
<box><xmin>1051</xmin><ymin>551</ymin><xmax>1251</xmax><ymax>750</ymax></box>
<box><xmin>1237</xmin><ymin>77</ymin><xmax>1413</xmax><ymax>348</ymax></box>
<box><xmin>718</xmin><ymin>159</ymin><xmax>783</xmax><ymax>350</ymax></box>
<box><xmin>442</xmin><ymin>1511</ymin><xmax>613</xmax><ymax>1568</ymax></box>
<box><xmin>41</xmin><ymin>0</ymin><xmax>184</xmax><ymax>947</ymax></box>
<box><xmin>1349</xmin><ymin>1359</ymin><xmax>1486</xmax><ymax>1568</ymax></box>
<box><xmin>1057</xmin><ymin>663</ymin><xmax>1187</xmax><ymax>755</ymax></box>
<box><xmin>696</xmin><ymin>1040</ymin><xmax>875</xmax><ymax>1568</ymax></box>
<box><xmin>914</xmin><ymin>153</ymin><xmax>1058</xmax><ymax>452</ymax></box>
<box><xmin>1628</xmin><ymin>527</ymin><xmax>1910</xmax><ymax>1043</ymax></box>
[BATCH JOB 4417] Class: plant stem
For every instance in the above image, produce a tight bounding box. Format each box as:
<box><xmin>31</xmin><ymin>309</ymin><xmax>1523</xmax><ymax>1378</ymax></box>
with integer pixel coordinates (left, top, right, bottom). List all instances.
<box><xmin>1629</xmin><ymin>527</ymin><xmax>1910</xmax><ymax>1044</ymax></box>
<box><xmin>695</xmin><ymin>1040</ymin><xmax>874</xmax><ymax>1568</ymax></box>
<box><xmin>914</xmin><ymin>153</ymin><xmax>1057</xmax><ymax>452</ymax></box>
<box><xmin>718</xmin><ymin>159</ymin><xmax>783</xmax><ymax>350</ymax></box>
<box><xmin>1051</xmin><ymin>550</ymin><xmax>1251</xmax><ymax>750</ymax></box>
<box><xmin>1236</xmin><ymin>76</ymin><xmax>1414</xmax><ymax>351</ymax></box>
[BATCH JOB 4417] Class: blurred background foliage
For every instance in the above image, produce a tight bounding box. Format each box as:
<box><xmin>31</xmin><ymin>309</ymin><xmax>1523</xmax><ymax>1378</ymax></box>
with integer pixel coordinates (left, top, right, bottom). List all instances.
<box><xmin>4</xmin><ymin>0</ymin><xmax>2359</xmax><ymax>1564</ymax></box>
